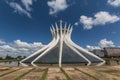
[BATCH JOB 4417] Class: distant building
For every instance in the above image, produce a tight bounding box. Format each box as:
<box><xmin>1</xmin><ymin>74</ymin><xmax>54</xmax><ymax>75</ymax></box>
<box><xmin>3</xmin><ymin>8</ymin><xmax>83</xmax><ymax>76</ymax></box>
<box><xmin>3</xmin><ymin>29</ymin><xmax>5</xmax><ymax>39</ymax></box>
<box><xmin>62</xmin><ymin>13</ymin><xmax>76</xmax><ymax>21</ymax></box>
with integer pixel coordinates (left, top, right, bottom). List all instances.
<box><xmin>92</xmin><ymin>49</ymin><xmax>105</xmax><ymax>57</ymax></box>
<box><xmin>92</xmin><ymin>47</ymin><xmax>120</xmax><ymax>58</ymax></box>
<box><xmin>104</xmin><ymin>47</ymin><xmax>120</xmax><ymax>57</ymax></box>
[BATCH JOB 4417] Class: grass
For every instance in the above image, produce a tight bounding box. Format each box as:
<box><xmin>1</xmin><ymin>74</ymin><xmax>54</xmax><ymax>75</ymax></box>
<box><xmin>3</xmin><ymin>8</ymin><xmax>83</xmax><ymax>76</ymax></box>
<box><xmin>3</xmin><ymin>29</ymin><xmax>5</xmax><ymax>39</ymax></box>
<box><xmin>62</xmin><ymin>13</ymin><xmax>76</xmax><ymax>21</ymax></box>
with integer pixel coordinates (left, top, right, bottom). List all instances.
<box><xmin>0</xmin><ymin>68</ymin><xmax>21</xmax><ymax>77</ymax></box>
<box><xmin>0</xmin><ymin>67</ymin><xmax>11</xmax><ymax>71</ymax></box>
<box><xmin>14</xmin><ymin>68</ymin><xmax>35</xmax><ymax>80</ymax></box>
<box><xmin>60</xmin><ymin>68</ymin><xmax>72</xmax><ymax>80</ymax></box>
<box><xmin>102</xmin><ymin>57</ymin><xmax>120</xmax><ymax>60</ymax></box>
<box><xmin>40</xmin><ymin>68</ymin><xmax>48</xmax><ymax>80</ymax></box>
<box><xmin>0</xmin><ymin>59</ymin><xmax>19</xmax><ymax>62</ymax></box>
<box><xmin>75</xmin><ymin>68</ymin><xmax>99</xmax><ymax>80</ymax></box>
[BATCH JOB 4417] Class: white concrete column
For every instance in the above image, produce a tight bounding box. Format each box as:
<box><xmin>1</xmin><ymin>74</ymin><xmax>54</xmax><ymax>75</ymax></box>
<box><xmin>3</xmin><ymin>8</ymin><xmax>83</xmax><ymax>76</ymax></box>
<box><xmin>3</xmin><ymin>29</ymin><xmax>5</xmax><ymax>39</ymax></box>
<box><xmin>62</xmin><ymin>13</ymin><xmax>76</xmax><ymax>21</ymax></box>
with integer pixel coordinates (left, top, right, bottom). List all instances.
<box><xmin>59</xmin><ymin>20</ymin><xmax>63</xmax><ymax>67</ymax></box>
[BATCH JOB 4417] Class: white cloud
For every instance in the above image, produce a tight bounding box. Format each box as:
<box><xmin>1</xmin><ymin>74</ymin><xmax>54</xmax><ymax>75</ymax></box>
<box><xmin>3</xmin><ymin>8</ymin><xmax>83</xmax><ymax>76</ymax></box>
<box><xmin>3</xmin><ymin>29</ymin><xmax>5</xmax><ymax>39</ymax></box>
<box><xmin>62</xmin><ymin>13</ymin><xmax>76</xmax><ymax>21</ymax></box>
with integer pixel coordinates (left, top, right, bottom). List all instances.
<box><xmin>86</xmin><ymin>45</ymin><xmax>101</xmax><ymax>51</ymax></box>
<box><xmin>75</xmin><ymin>11</ymin><xmax>120</xmax><ymax>30</ymax></box>
<box><xmin>8</xmin><ymin>2</ymin><xmax>31</xmax><ymax>18</ymax></box>
<box><xmin>0</xmin><ymin>40</ymin><xmax>45</xmax><ymax>57</ymax></box>
<box><xmin>14</xmin><ymin>40</ymin><xmax>31</xmax><ymax>48</ymax></box>
<box><xmin>47</xmin><ymin>0</ymin><xmax>68</xmax><ymax>15</ymax></box>
<box><xmin>14</xmin><ymin>40</ymin><xmax>44</xmax><ymax>48</ymax></box>
<box><xmin>0</xmin><ymin>45</ymin><xmax>17</xmax><ymax>57</ymax></box>
<box><xmin>74</xmin><ymin>22</ymin><xmax>79</xmax><ymax>26</ymax></box>
<box><xmin>0</xmin><ymin>45</ymin><xmax>16</xmax><ymax>52</ymax></box>
<box><xmin>0</xmin><ymin>40</ymin><xmax>6</xmax><ymax>44</ymax></box>
<box><xmin>108</xmin><ymin>0</ymin><xmax>120</xmax><ymax>7</ymax></box>
<box><xmin>86</xmin><ymin>38</ymin><xmax>115</xmax><ymax>51</ymax></box>
<box><xmin>98</xmin><ymin>38</ymin><xmax>115</xmax><ymax>48</ymax></box>
<box><xmin>6</xmin><ymin>0</ymin><xmax>36</xmax><ymax>18</ymax></box>
<box><xmin>21</xmin><ymin>0</ymin><xmax>34</xmax><ymax>11</ymax></box>
<box><xmin>80</xmin><ymin>15</ymin><xmax>93</xmax><ymax>29</ymax></box>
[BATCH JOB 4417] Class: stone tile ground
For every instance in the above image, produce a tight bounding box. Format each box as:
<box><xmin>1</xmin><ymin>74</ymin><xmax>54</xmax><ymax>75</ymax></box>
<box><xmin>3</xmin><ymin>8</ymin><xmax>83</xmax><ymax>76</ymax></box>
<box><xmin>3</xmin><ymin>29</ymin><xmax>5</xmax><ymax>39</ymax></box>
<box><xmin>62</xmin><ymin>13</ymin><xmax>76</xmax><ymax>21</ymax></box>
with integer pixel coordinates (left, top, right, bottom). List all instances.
<box><xmin>0</xmin><ymin>65</ymin><xmax>120</xmax><ymax>80</ymax></box>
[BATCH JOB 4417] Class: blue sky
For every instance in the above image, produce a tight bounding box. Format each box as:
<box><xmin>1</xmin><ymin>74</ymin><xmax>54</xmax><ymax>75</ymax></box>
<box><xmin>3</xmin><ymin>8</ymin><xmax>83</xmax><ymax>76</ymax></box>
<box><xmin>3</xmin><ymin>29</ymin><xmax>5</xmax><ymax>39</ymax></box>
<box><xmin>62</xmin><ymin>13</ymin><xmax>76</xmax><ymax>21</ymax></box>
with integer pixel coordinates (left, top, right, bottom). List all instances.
<box><xmin>0</xmin><ymin>0</ymin><xmax>120</xmax><ymax>57</ymax></box>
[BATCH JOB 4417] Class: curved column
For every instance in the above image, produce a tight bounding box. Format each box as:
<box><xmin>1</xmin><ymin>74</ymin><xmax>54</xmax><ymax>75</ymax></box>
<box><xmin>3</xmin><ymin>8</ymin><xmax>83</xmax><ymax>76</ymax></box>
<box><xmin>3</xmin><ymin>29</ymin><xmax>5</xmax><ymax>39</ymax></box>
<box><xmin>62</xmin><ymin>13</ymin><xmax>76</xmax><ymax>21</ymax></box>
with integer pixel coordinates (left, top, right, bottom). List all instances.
<box><xmin>20</xmin><ymin>38</ymin><xmax>55</xmax><ymax>64</ymax></box>
<box><xmin>59</xmin><ymin>21</ymin><xmax>63</xmax><ymax>67</ymax></box>
<box><xmin>68</xmin><ymin>38</ymin><xmax>105</xmax><ymax>66</ymax></box>
<box><xmin>64</xmin><ymin>35</ymin><xmax>91</xmax><ymax>66</ymax></box>
<box><xmin>67</xmin><ymin>27</ymin><xmax>105</xmax><ymax>66</ymax></box>
<box><xmin>31</xmin><ymin>25</ymin><xmax>60</xmax><ymax>67</ymax></box>
<box><xmin>20</xmin><ymin>27</ymin><xmax>56</xmax><ymax>65</ymax></box>
<box><xmin>20</xmin><ymin>63</ymin><xmax>29</xmax><ymax>67</ymax></box>
<box><xmin>31</xmin><ymin>36</ymin><xmax>59</xmax><ymax>66</ymax></box>
<box><xmin>21</xmin><ymin>21</ymin><xmax>105</xmax><ymax>67</ymax></box>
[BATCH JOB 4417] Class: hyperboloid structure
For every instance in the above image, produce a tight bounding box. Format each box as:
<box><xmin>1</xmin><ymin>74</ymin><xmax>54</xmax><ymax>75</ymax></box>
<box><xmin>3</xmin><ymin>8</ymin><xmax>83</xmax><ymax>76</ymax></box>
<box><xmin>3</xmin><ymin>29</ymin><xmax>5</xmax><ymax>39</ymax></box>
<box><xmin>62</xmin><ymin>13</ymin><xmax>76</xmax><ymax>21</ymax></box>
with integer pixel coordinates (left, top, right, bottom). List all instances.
<box><xmin>20</xmin><ymin>21</ymin><xmax>105</xmax><ymax>67</ymax></box>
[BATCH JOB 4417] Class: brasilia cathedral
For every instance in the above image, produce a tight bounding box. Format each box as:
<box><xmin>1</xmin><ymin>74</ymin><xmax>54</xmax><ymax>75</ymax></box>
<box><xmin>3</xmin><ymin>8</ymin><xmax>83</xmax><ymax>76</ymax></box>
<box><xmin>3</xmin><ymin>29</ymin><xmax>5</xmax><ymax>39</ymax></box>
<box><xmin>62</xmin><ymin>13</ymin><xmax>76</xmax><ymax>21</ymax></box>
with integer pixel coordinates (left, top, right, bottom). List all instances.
<box><xmin>20</xmin><ymin>20</ymin><xmax>105</xmax><ymax>67</ymax></box>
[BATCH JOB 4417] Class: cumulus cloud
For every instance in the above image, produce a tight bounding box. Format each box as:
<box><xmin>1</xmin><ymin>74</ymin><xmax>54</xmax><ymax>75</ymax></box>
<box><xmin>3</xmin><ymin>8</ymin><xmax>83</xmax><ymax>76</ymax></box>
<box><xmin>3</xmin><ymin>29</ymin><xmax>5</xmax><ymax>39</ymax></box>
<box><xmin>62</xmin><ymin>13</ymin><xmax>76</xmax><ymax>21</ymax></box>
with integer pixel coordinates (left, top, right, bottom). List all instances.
<box><xmin>14</xmin><ymin>40</ymin><xmax>31</xmax><ymax>48</ymax></box>
<box><xmin>0</xmin><ymin>40</ymin><xmax>6</xmax><ymax>44</ymax></box>
<box><xmin>75</xmin><ymin>11</ymin><xmax>120</xmax><ymax>30</ymax></box>
<box><xmin>98</xmin><ymin>38</ymin><xmax>115</xmax><ymax>48</ymax></box>
<box><xmin>86</xmin><ymin>45</ymin><xmax>101</xmax><ymax>51</ymax></box>
<box><xmin>74</xmin><ymin>22</ymin><xmax>79</xmax><ymax>26</ymax></box>
<box><xmin>0</xmin><ymin>45</ymin><xmax>16</xmax><ymax>52</ymax></box>
<box><xmin>108</xmin><ymin>0</ymin><xmax>120</xmax><ymax>7</ymax></box>
<box><xmin>80</xmin><ymin>15</ymin><xmax>93</xmax><ymax>29</ymax></box>
<box><xmin>6</xmin><ymin>0</ymin><xmax>36</xmax><ymax>18</ymax></box>
<box><xmin>8</xmin><ymin>2</ymin><xmax>31</xmax><ymax>18</ymax></box>
<box><xmin>86</xmin><ymin>38</ymin><xmax>115</xmax><ymax>51</ymax></box>
<box><xmin>0</xmin><ymin>40</ymin><xmax>45</xmax><ymax>57</ymax></box>
<box><xmin>47</xmin><ymin>0</ymin><xmax>68</xmax><ymax>15</ymax></box>
<box><xmin>21</xmin><ymin>0</ymin><xmax>34</xmax><ymax>11</ymax></box>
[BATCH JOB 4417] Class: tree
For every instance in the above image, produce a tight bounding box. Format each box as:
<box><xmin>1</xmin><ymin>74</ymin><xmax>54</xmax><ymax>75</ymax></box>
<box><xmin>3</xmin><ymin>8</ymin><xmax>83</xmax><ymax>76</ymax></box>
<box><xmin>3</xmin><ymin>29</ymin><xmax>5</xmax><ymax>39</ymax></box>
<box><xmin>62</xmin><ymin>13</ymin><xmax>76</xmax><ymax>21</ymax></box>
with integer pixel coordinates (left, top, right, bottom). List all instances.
<box><xmin>5</xmin><ymin>54</ymin><xmax>14</xmax><ymax>60</ymax></box>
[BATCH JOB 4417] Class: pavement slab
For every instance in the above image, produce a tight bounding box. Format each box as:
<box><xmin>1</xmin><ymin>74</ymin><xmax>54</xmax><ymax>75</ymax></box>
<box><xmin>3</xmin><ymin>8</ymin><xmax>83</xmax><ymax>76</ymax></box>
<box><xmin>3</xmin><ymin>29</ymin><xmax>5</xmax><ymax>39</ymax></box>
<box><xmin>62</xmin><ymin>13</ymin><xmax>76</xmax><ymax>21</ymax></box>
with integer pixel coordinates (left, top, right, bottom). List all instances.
<box><xmin>0</xmin><ymin>67</ymin><xmax>32</xmax><ymax>80</ymax></box>
<box><xmin>92</xmin><ymin>66</ymin><xmax>120</xmax><ymax>78</ymax></box>
<box><xmin>21</xmin><ymin>67</ymin><xmax>45</xmax><ymax>80</ymax></box>
<box><xmin>77</xmin><ymin>67</ymin><xmax>120</xmax><ymax>80</ymax></box>
<box><xmin>46</xmin><ymin>67</ymin><xmax>66</xmax><ymax>80</ymax></box>
<box><xmin>0</xmin><ymin>66</ymin><xmax>119</xmax><ymax>80</ymax></box>
<box><xmin>64</xmin><ymin>67</ymin><xmax>95</xmax><ymax>80</ymax></box>
<box><xmin>0</xmin><ymin>67</ymin><xmax>12</xmax><ymax>75</ymax></box>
